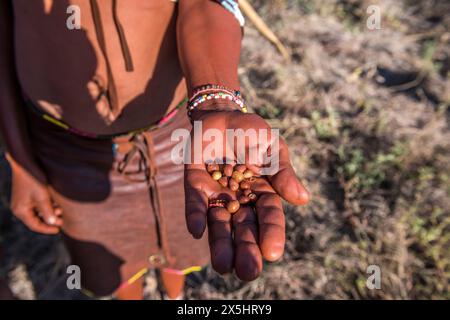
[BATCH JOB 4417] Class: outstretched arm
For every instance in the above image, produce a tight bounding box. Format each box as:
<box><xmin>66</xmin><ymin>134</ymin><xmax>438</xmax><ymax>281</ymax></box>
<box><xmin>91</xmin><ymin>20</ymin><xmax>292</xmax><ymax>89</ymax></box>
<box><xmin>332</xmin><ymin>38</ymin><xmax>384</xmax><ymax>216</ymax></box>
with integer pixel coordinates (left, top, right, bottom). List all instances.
<box><xmin>177</xmin><ymin>0</ymin><xmax>310</xmax><ymax>281</ymax></box>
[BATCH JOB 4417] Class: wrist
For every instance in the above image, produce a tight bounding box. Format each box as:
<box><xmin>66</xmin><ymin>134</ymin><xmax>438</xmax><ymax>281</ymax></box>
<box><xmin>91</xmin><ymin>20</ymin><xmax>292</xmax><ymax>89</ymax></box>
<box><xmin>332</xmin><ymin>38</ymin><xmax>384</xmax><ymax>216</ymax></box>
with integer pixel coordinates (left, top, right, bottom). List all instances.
<box><xmin>6</xmin><ymin>152</ymin><xmax>47</xmax><ymax>184</ymax></box>
<box><xmin>188</xmin><ymin>99</ymin><xmax>244</xmax><ymax>122</ymax></box>
<box><xmin>187</xmin><ymin>84</ymin><xmax>247</xmax><ymax>121</ymax></box>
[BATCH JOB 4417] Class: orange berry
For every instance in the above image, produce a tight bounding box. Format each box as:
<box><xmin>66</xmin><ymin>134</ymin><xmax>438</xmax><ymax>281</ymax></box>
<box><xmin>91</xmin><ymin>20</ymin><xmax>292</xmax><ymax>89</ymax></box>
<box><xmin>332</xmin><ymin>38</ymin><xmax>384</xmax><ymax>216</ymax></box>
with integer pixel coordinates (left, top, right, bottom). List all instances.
<box><xmin>227</xmin><ymin>200</ymin><xmax>240</xmax><ymax>214</ymax></box>
<box><xmin>229</xmin><ymin>179</ymin><xmax>239</xmax><ymax>191</ymax></box>
<box><xmin>240</xmin><ymin>181</ymin><xmax>251</xmax><ymax>190</ymax></box>
<box><xmin>218</xmin><ymin>177</ymin><xmax>229</xmax><ymax>188</ymax></box>
<box><xmin>206</xmin><ymin>163</ymin><xmax>219</xmax><ymax>173</ymax></box>
<box><xmin>223</xmin><ymin>164</ymin><xmax>233</xmax><ymax>177</ymax></box>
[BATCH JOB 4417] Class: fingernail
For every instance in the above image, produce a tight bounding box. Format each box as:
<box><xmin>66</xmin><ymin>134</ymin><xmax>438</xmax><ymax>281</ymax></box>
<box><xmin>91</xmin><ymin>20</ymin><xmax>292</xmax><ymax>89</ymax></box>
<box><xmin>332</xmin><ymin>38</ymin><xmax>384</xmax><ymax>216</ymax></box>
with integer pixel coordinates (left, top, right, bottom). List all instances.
<box><xmin>297</xmin><ymin>183</ymin><xmax>310</xmax><ymax>204</ymax></box>
<box><xmin>47</xmin><ymin>216</ymin><xmax>57</xmax><ymax>225</ymax></box>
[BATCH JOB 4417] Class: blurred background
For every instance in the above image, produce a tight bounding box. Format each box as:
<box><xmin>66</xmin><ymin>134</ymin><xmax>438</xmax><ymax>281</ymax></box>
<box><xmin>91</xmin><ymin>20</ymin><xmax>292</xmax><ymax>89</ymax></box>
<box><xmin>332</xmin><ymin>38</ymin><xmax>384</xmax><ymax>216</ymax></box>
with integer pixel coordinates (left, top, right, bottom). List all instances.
<box><xmin>1</xmin><ymin>0</ymin><xmax>449</xmax><ymax>299</ymax></box>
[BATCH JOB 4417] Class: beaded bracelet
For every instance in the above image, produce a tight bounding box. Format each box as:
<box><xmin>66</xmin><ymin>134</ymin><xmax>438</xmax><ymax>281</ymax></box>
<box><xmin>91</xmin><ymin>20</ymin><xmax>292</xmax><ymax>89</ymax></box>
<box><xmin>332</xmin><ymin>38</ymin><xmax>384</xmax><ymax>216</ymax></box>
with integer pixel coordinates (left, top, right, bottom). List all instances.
<box><xmin>187</xmin><ymin>92</ymin><xmax>248</xmax><ymax>117</ymax></box>
<box><xmin>190</xmin><ymin>87</ymin><xmax>239</xmax><ymax>103</ymax></box>
<box><xmin>190</xmin><ymin>84</ymin><xmax>241</xmax><ymax>101</ymax></box>
<box><xmin>187</xmin><ymin>84</ymin><xmax>248</xmax><ymax>117</ymax></box>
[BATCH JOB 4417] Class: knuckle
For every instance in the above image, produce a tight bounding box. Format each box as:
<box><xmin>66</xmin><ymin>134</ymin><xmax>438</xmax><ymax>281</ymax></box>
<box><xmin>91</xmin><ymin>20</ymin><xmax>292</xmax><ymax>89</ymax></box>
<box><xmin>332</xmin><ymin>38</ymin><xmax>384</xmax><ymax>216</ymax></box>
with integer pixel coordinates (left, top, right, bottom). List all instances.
<box><xmin>34</xmin><ymin>195</ymin><xmax>50</xmax><ymax>205</ymax></box>
<box><xmin>258</xmin><ymin>193</ymin><xmax>282</xmax><ymax>207</ymax></box>
<box><xmin>10</xmin><ymin>205</ymin><xmax>25</xmax><ymax>217</ymax></box>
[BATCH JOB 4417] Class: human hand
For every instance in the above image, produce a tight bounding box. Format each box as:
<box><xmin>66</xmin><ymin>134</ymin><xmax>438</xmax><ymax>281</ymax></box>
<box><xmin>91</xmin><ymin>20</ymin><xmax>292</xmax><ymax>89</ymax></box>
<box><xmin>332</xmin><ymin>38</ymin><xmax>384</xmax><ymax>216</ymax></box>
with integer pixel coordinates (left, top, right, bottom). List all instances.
<box><xmin>184</xmin><ymin>110</ymin><xmax>309</xmax><ymax>281</ymax></box>
<box><xmin>8</xmin><ymin>159</ymin><xmax>62</xmax><ymax>234</ymax></box>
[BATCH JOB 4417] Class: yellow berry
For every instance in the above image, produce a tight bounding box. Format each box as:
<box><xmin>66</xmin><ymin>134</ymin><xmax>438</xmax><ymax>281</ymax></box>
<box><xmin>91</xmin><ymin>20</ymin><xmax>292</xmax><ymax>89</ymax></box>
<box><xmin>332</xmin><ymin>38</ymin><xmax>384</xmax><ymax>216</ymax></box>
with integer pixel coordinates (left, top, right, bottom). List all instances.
<box><xmin>212</xmin><ymin>171</ymin><xmax>222</xmax><ymax>181</ymax></box>
<box><xmin>232</xmin><ymin>171</ymin><xmax>245</xmax><ymax>183</ymax></box>
<box><xmin>243</xmin><ymin>170</ymin><xmax>253</xmax><ymax>179</ymax></box>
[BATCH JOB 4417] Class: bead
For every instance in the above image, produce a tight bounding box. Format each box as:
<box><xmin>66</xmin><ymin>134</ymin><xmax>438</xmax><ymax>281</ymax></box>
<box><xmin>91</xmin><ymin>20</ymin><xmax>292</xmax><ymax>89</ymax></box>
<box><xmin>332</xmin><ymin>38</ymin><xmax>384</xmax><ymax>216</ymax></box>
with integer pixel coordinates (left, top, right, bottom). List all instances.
<box><xmin>227</xmin><ymin>200</ymin><xmax>240</xmax><ymax>214</ymax></box>
<box><xmin>209</xmin><ymin>199</ymin><xmax>227</xmax><ymax>208</ymax></box>
<box><xmin>235</xmin><ymin>165</ymin><xmax>247</xmax><ymax>173</ymax></box>
<box><xmin>212</xmin><ymin>171</ymin><xmax>222</xmax><ymax>181</ymax></box>
<box><xmin>187</xmin><ymin>85</ymin><xmax>247</xmax><ymax>120</ymax></box>
<box><xmin>243</xmin><ymin>189</ymin><xmax>252</xmax><ymax>197</ymax></box>
<box><xmin>248</xmin><ymin>193</ymin><xmax>257</xmax><ymax>202</ymax></box>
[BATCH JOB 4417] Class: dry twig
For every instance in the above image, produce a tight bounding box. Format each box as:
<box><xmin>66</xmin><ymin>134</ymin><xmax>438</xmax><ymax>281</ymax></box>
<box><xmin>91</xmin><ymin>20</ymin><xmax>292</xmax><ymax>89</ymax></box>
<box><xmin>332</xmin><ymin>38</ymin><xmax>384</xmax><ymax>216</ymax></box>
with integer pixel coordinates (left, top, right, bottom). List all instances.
<box><xmin>239</xmin><ymin>0</ymin><xmax>291</xmax><ymax>61</ymax></box>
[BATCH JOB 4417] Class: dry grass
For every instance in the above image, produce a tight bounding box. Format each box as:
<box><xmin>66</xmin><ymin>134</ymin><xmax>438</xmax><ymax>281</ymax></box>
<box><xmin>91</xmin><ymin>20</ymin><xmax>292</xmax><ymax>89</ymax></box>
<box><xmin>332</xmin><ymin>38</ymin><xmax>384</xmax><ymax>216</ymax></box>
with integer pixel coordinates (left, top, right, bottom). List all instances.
<box><xmin>1</xmin><ymin>0</ymin><xmax>449</xmax><ymax>299</ymax></box>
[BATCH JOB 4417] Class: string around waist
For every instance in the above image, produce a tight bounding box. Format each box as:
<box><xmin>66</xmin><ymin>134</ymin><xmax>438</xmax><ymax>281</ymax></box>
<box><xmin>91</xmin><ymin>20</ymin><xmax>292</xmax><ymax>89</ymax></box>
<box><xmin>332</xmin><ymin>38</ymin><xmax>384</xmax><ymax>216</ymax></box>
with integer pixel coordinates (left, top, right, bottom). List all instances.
<box><xmin>25</xmin><ymin>97</ymin><xmax>187</xmax><ymax>140</ymax></box>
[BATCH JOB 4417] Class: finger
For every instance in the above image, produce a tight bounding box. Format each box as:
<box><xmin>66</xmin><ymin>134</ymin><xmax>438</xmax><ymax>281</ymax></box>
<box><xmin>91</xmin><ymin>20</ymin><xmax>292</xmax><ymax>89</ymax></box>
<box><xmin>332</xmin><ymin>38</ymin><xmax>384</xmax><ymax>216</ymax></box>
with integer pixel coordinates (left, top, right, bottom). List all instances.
<box><xmin>232</xmin><ymin>205</ymin><xmax>263</xmax><ymax>281</ymax></box>
<box><xmin>269</xmin><ymin>139</ymin><xmax>310</xmax><ymax>205</ymax></box>
<box><xmin>184</xmin><ymin>168</ymin><xmax>209</xmax><ymax>239</ymax></box>
<box><xmin>15</xmin><ymin>208</ymin><xmax>60</xmax><ymax>234</ymax></box>
<box><xmin>36</xmin><ymin>198</ymin><xmax>63</xmax><ymax>227</ymax></box>
<box><xmin>255</xmin><ymin>193</ymin><xmax>285</xmax><ymax>262</ymax></box>
<box><xmin>53</xmin><ymin>203</ymin><xmax>63</xmax><ymax>216</ymax></box>
<box><xmin>207</xmin><ymin>207</ymin><xmax>234</xmax><ymax>275</ymax></box>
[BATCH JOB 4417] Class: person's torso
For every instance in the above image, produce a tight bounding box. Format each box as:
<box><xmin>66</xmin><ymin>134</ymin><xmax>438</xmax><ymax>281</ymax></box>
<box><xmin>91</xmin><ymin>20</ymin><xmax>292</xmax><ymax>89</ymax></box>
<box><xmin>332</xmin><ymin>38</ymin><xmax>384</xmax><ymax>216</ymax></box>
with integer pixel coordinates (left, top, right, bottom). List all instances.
<box><xmin>13</xmin><ymin>0</ymin><xmax>187</xmax><ymax>135</ymax></box>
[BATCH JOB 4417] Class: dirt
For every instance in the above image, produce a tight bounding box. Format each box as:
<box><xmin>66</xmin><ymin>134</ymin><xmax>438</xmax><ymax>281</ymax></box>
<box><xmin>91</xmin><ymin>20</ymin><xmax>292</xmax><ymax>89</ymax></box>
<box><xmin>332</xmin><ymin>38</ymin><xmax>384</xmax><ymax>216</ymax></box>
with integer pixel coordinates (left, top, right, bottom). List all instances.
<box><xmin>1</xmin><ymin>0</ymin><xmax>449</xmax><ymax>299</ymax></box>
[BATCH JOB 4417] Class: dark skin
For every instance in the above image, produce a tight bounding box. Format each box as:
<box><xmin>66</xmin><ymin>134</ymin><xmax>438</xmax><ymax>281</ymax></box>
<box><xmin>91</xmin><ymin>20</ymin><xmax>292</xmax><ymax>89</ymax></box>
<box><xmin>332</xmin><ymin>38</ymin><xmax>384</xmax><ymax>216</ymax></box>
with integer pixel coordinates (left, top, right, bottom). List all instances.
<box><xmin>0</xmin><ymin>0</ymin><xmax>309</xmax><ymax>292</ymax></box>
<box><xmin>185</xmin><ymin>110</ymin><xmax>309</xmax><ymax>281</ymax></box>
<box><xmin>178</xmin><ymin>1</ymin><xmax>310</xmax><ymax>281</ymax></box>
<box><xmin>0</xmin><ymin>1</ymin><xmax>62</xmax><ymax>235</ymax></box>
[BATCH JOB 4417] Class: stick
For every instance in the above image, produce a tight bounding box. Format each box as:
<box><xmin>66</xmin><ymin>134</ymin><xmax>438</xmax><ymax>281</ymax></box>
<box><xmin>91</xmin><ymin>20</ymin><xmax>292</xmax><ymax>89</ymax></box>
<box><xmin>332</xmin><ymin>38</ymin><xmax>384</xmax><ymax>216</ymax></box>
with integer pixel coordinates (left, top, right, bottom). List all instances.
<box><xmin>239</xmin><ymin>0</ymin><xmax>291</xmax><ymax>61</ymax></box>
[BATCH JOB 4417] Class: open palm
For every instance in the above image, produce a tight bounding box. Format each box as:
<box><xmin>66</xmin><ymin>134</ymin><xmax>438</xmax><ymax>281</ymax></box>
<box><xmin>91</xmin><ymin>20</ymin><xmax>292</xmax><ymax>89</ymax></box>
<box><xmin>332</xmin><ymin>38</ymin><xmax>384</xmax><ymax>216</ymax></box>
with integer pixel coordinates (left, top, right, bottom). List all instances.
<box><xmin>184</xmin><ymin>111</ymin><xmax>309</xmax><ymax>281</ymax></box>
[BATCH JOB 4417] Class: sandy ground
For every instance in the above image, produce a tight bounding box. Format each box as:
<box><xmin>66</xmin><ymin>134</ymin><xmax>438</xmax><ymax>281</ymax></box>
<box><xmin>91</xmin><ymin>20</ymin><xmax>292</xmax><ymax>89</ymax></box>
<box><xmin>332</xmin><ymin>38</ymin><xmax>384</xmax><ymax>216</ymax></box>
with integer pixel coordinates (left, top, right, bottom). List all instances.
<box><xmin>0</xmin><ymin>0</ymin><xmax>449</xmax><ymax>299</ymax></box>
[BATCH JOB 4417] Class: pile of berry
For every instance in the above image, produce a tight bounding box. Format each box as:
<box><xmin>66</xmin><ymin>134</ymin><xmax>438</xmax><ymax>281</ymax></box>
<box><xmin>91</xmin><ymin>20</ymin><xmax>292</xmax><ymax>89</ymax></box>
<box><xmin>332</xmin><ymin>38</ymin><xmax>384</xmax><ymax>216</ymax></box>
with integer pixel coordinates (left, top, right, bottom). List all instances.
<box><xmin>206</xmin><ymin>163</ymin><xmax>259</xmax><ymax>214</ymax></box>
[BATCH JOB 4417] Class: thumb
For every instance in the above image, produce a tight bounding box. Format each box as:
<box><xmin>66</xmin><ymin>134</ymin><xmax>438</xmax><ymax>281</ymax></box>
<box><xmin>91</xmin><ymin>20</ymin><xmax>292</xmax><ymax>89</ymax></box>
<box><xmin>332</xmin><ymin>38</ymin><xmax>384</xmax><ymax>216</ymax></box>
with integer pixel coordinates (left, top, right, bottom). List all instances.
<box><xmin>35</xmin><ymin>196</ymin><xmax>63</xmax><ymax>227</ymax></box>
<box><xmin>269</xmin><ymin>140</ymin><xmax>310</xmax><ymax>205</ymax></box>
<box><xmin>269</xmin><ymin>165</ymin><xmax>310</xmax><ymax>205</ymax></box>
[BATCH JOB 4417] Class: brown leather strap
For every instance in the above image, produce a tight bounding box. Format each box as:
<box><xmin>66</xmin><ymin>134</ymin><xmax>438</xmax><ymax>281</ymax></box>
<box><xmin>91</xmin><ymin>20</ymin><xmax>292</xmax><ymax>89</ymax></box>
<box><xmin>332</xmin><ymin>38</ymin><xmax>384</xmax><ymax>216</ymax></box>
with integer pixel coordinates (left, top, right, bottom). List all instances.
<box><xmin>143</xmin><ymin>133</ymin><xmax>175</xmax><ymax>266</ymax></box>
<box><xmin>116</xmin><ymin>134</ymin><xmax>175</xmax><ymax>267</ymax></box>
<box><xmin>112</xmin><ymin>0</ymin><xmax>134</xmax><ymax>72</ymax></box>
<box><xmin>89</xmin><ymin>0</ymin><xmax>134</xmax><ymax>119</ymax></box>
